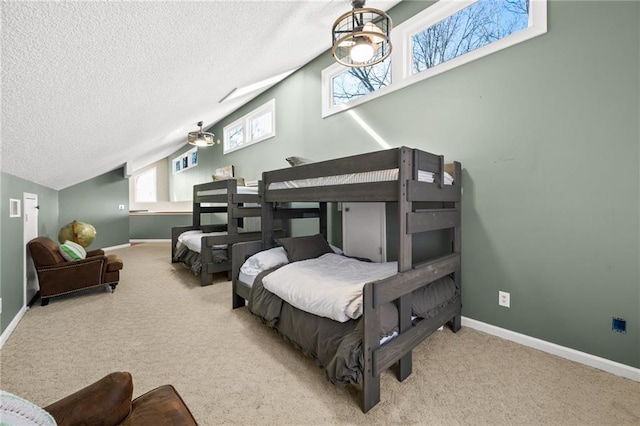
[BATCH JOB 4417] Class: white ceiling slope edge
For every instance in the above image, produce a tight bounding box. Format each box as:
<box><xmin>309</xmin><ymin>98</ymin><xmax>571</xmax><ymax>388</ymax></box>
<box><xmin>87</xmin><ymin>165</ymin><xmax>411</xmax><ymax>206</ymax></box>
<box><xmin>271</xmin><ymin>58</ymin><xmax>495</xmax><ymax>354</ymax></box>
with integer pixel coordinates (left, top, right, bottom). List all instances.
<box><xmin>0</xmin><ymin>0</ymin><xmax>400</xmax><ymax>191</ymax></box>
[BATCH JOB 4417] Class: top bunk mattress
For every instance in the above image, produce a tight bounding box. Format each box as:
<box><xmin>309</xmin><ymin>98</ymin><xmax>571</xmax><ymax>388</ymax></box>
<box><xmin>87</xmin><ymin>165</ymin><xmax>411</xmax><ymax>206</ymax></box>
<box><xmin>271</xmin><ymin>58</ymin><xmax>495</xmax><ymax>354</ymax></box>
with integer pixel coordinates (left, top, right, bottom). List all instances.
<box><xmin>268</xmin><ymin>169</ymin><xmax>453</xmax><ymax>190</ymax></box>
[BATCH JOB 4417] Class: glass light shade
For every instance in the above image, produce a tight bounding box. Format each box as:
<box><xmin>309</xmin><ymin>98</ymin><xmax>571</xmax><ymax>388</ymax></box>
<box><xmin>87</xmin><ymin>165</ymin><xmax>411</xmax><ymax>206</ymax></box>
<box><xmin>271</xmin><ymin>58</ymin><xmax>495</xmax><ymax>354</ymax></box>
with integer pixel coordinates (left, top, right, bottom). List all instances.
<box><xmin>362</xmin><ymin>22</ymin><xmax>386</xmax><ymax>44</ymax></box>
<box><xmin>350</xmin><ymin>38</ymin><xmax>375</xmax><ymax>63</ymax></box>
<box><xmin>191</xmin><ymin>136</ymin><xmax>212</xmax><ymax>147</ymax></box>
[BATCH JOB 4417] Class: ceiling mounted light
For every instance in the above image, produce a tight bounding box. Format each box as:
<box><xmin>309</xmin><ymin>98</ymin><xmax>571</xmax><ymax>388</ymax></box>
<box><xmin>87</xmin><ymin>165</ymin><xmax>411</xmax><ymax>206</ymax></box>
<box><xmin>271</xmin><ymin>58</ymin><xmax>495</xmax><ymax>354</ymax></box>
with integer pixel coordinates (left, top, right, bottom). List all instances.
<box><xmin>188</xmin><ymin>121</ymin><xmax>216</xmax><ymax>147</ymax></box>
<box><xmin>331</xmin><ymin>0</ymin><xmax>392</xmax><ymax>68</ymax></box>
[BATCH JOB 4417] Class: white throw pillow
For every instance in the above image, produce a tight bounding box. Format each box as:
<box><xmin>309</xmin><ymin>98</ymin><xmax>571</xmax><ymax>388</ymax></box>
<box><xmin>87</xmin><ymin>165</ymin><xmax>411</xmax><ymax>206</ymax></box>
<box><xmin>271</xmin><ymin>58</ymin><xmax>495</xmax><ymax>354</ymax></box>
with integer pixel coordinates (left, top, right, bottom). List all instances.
<box><xmin>240</xmin><ymin>247</ymin><xmax>289</xmax><ymax>276</ymax></box>
<box><xmin>59</xmin><ymin>240</ymin><xmax>87</xmax><ymax>261</ymax></box>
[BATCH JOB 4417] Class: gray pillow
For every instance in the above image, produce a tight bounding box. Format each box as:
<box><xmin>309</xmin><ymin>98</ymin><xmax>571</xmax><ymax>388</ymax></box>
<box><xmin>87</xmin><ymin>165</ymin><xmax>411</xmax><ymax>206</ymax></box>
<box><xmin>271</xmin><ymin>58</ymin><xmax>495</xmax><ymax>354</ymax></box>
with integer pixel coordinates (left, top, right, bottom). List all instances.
<box><xmin>411</xmin><ymin>276</ymin><xmax>459</xmax><ymax>319</ymax></box>
<box><xmin>276</xmin><ymin>234</ymin><xmax>333</xmax><ymax>262</ymax></box>
<box><xmin>285</xmin><ymin>156</ymin><xmax>314</xmax><ymax>167</ymax></box>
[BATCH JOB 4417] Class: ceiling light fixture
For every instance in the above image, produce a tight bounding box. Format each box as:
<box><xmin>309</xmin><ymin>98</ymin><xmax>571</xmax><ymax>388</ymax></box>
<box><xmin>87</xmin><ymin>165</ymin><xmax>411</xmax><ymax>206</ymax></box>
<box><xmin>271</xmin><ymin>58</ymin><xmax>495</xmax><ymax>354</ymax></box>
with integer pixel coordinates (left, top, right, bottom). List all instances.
<box><xmin>188</xmin><ymin>121</ymin><xmax>216</xmax><ymax>147</ymax></box>
<box><xmin>331</xmin><ymin>0</ymin><xmax>392</xmax><ymax>68</ymax></box>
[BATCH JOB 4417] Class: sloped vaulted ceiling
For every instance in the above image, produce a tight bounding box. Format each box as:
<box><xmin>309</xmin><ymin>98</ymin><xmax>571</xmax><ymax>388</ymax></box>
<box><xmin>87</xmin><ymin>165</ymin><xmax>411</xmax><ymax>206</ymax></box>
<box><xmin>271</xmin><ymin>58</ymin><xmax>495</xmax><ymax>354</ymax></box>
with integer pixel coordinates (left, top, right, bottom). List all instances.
<box><xmin>1</xmin><ymin>0</ymin><xmax>400</xmax><ymax>190</ymax></box>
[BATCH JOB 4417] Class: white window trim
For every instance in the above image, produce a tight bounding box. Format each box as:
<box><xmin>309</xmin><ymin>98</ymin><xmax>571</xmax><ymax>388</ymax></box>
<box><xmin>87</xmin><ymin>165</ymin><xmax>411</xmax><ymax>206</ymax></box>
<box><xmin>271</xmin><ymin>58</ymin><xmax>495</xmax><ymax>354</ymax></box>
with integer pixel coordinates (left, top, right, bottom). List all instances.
<box><xmin>172</xmin><ymin>147</ymin><xmax>198</xmax><ymax>174</ymax></box>
<box><xmin>321</xmin><ymin>61</ymin><xmax>396</xmax><ymax>118</ymax></box>
<box><xmin>224</xmin><ymin>99</ymin><xmax>276</xmax><ymax>154</ymax></box>
<box><xmin>322</xmin><ymin>0</ymin><xmax>547</xmax><ymax>118</ymax></box>
<box><xmin>134</xmin><ymin>166</ymin><xmax>157</xmax><ymax>203</ymax></box>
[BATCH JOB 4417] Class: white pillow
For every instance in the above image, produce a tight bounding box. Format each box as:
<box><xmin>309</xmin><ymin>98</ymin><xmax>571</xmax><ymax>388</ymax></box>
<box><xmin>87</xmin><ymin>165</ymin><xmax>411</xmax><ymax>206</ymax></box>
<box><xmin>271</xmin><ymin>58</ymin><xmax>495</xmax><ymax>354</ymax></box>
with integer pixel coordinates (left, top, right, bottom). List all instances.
<box><xmin>0</xmin><ymin>390</ymin><xmax>57</xmax><ymax>425</ymax></box>
<box><xmin>240</xmin><ymin>247</ymin><xmax>289</xmax><ymax>276</ymax></box>
<box><xmin>330</xmin><ymin>244</ymin><xmax>343</xmax><ymax>255</ymax></box>
<box><xmin>59</xmin><ymin>240</ymin><xmax>87</xmax><ymax>261</ymax></box>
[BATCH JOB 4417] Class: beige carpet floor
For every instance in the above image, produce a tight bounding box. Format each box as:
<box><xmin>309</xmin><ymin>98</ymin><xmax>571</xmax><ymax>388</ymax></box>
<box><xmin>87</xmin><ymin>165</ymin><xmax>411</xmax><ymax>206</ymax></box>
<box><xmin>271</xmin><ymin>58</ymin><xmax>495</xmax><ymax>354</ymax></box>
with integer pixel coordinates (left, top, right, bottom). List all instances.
<box><xmin>1</xmin><ymin>243</ymin><xmax>638</xmax><ymax>425</ymax></box>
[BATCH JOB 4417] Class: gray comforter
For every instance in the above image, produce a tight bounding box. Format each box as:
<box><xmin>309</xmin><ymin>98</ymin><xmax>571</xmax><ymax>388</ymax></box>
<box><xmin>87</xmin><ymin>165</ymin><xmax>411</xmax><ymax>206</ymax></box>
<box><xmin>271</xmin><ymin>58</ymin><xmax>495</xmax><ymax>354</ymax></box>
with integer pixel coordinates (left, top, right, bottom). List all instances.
<box><xmin>247</xmin><ymin>266</ymin><xmax>460</xmax><ymax>385</ymax></box>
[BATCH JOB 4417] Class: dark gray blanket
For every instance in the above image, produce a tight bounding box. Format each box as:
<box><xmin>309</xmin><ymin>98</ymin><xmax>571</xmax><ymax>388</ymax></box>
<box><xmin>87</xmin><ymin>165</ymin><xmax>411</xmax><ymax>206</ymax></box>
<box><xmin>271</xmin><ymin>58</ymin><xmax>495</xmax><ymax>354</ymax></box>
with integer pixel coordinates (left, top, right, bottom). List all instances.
<box><xmin>248</xmin><ymin>267</ymin><xmax>363</xmax><ymax>385</ymax></box>
<box><xmin>173</xmin><ymin>245</ymin><xmax>228</xmax><ymax>276</ymax></box>
<box><xmin>247</xmin><ymin>266</ymin><xmax>460</xmax><ymax>385</ymax></box>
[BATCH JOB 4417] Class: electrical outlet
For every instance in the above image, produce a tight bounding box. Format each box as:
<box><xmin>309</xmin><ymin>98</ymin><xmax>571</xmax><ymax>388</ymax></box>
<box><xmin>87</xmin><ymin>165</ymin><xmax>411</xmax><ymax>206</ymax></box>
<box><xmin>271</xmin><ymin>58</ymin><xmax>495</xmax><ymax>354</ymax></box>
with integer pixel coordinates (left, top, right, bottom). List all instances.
<box><xmin>498</xmin><ymin>291</ymin><xmax>510</xmax><ymax>308</ymax></box>
<box><xmin>118</xmin><ymin>204</ymin><xmax>125</xmax><ymax>210</ymax></box>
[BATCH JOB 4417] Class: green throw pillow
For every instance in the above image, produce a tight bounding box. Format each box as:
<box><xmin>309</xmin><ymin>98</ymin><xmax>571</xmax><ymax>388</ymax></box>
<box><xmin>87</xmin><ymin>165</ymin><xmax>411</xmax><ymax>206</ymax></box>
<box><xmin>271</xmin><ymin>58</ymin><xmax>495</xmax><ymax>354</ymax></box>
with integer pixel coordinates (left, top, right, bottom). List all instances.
<box><xmin>59</xmin><ymin>240</ymin><xmax>87</xmax><ymax>261</ymax></box>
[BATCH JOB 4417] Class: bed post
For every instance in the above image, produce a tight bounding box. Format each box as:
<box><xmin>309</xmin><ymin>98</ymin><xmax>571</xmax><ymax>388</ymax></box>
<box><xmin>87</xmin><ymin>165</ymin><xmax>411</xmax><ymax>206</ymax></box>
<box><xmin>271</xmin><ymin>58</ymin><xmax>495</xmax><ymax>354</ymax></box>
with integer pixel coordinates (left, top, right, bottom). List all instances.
<box><xmin>192</xmin><ymin>185</ymin><xmax>201</xmax><ymax>227</ymax></box>
<box><xmin>227</xmin><ymin>179</ymin><xmax>238</xmax><ymax>235</ymax></box>
<box><xmin>449</xmin><ymin>161</ymin><xmax>462</xmax><ymax>332</ymax></box>
<box><xmin>261</xmin><ymin>179</ymin><xmax>275</xmax><ymax>249</ymax></box>
<box><xmin>319</xmin><ymin>202</ymin><xmax>328</xmax><ymax>240</ymax></box>
<box><xmin>362</xmin><ymin>282</ymin><xmax>380</xmax><ymax>413</ymax></box>
<box><xmin>396</xmin><ymin>147</ymin><xmax>413</xmax><ymax>381</ymax></box>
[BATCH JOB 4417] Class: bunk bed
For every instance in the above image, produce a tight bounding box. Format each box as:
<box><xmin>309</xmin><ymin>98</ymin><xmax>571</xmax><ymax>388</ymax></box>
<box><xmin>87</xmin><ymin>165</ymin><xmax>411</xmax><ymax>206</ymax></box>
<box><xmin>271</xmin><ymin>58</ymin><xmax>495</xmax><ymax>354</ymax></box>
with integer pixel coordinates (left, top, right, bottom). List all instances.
<box><xmin>231</xmin><ymin>146</ymin><xmax>462</xmax><ymax>412</ymax></box>
<box><xmin>171</xmin><ymin>179</ymin><xmax>263</xmax><ymax>285</ymax></box>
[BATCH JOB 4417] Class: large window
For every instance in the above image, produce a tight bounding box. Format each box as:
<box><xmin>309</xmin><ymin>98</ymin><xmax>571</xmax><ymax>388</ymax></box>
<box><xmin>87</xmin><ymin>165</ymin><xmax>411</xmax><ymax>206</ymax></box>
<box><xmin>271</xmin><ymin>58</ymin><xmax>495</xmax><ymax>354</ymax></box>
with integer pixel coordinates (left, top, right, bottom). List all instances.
<box><xmin>224</xmin><ymin>99</ymin><xmax>276</xmax><ymax>154</ymax></box>
<box><xmin>134</xmin><ymin>167</ymin><xmax>157</xmax><ymax>203</ymax></box>
<box><xmin>322</xmin><ymin>0</ymin><xmax>546</xmax><ymax>117</ymax></box>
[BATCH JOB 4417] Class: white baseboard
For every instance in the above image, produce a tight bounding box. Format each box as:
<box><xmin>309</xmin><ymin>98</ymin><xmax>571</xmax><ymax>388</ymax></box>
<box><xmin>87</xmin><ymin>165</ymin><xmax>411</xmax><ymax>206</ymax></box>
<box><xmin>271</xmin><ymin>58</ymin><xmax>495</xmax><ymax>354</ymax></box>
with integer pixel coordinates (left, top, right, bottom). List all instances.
<box><xmin>128</xmin><ymin>239</ymin><xmax>171</xmax><ymax>243</ymax></box>
<box><xmin>462</xmin><ymin>317</ymin><xmax>640</xmax><ymax>382</ymax></box>
<box><xmin>102</xmin><ymin>243</ymin><xmax>131</xmax><ymax>251</ymax></box>
<box><xmin>0</xmin><ymin>306</ymin><xmax>26</xmax><ymax>349</ymax></box>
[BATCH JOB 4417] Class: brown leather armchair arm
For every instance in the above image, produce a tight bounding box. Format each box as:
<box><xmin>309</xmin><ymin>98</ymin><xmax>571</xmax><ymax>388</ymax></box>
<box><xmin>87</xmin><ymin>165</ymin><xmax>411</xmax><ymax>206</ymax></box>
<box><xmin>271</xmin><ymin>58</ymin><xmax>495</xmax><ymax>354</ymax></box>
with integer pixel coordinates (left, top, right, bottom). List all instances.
<box><xmin>36</xmin><ymin>256</ymin><xmax>107</xmax><ymax>297</ymax></box>
<box><xmin>44</xmin><ymin>372</ymin><xmax>133</xmax><ymax>426</ymax></box>
<box><xmin>86</xmin><ymin>248</ymin><xmax>105</xmax><ymax>257</ymax></box>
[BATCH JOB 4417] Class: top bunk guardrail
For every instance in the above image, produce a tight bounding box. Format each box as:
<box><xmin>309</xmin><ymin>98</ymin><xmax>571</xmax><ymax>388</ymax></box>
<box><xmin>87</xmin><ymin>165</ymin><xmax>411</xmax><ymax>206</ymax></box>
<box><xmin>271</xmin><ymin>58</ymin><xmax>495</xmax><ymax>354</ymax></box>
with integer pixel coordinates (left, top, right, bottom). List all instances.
<box><xmin>192</xmin><ymin>179</ymin><xmax>260</xmax><ymax>204</ymax></box>
<box><xmin>192</xmin><ymin>179</ymin><xmax>261</xmax><ymax>229</ymax></box>
<box><xmin>261</xmin><ymin>147</ymin><xmax>461</xmax><ymax>204</ymax></box>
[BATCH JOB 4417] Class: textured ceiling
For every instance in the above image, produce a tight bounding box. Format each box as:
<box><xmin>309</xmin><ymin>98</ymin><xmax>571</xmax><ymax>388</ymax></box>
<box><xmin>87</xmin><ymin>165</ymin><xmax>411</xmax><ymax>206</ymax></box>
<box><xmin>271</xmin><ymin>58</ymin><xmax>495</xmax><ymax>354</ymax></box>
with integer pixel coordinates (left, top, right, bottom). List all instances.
<box><xmin>1</xmin><ymin>0</ymin><xmax>400</xmax><ymax>190</ymax></box>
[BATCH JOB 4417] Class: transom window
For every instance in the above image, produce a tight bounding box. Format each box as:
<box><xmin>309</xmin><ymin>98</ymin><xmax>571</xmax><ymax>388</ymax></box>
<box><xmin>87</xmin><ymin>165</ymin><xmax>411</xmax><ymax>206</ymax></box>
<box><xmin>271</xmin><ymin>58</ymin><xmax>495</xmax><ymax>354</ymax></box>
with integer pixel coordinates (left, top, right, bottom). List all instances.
<box><xmin>331</xmin><ymin>56</ymin><xmax>391</xmax><ymax>107</ymax></box>
<box><xmin>410</xmin><ymin>0</ymin><xmax>530</xmax><ymax>75</ymax></box>
<box><xmin>224</xmin><ymin>99</ymin><xmax>276</xmax><ymax>154</ymax></box>
<box><xmin>322</xmin><ymin>0</ymin><xmax>546</xmax><ymax>117</ymax></box>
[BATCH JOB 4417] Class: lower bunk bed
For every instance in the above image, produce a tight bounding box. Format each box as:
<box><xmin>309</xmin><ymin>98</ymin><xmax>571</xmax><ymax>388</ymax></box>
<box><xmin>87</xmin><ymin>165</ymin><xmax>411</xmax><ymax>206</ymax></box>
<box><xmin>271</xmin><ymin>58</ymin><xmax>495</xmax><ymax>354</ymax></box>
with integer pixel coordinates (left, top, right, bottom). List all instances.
<box><xmin>172</xmin><ymin>224</ymin><xmax>263</xmax><ymax>283</ymax></box>
<box><xmin>232</xmin><ymin>236</ymin><xmax>461</xmax><ymax>413</ymax></box>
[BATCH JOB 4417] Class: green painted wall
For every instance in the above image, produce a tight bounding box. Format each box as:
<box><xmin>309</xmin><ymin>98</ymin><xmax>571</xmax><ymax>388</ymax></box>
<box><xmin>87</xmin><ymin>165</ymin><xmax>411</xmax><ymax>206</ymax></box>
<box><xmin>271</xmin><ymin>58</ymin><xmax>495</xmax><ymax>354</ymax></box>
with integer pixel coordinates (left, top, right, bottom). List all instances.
<box><xmin>169</xmin><ymin>1</ymin><xmax>639</xmax><ymax>368</ymax></box>
<box><xmin>0</xmin><ymin>172</ymin><xmax>59</xmax><ymax>334</ymax></box>
<box><xmin>59</xmin><ymin>169</ymin><xmax>129</xmax><ymax>249</ymax></box>
<box><xmin>130</xmin><ymin>214</ymin><xmax>191</xmax><ymax>240</ymax></box>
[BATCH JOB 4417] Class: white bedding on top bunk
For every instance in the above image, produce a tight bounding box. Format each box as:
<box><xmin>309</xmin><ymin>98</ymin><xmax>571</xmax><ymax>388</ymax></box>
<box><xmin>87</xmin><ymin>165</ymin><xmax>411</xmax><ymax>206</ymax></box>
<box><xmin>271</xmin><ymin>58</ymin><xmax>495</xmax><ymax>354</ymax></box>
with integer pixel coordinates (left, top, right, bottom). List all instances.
<box><xmin>196</xmin><ymin>186</ymin><xmax>259</xmax><ymax>197</ymax></box>
<box><xmin>176</xmin><ymin>230</ymin><xmax>228</xmax><ymax>252</ymax></box>
<box><xmin>268</xmin><ymin>169</ymin><xmax>453</xmax><ymax>190</ymax></box>
<box><xmin>262</xmin><ymin>253</ymin><xmax>397</xmax><ymax>322</ymax></box>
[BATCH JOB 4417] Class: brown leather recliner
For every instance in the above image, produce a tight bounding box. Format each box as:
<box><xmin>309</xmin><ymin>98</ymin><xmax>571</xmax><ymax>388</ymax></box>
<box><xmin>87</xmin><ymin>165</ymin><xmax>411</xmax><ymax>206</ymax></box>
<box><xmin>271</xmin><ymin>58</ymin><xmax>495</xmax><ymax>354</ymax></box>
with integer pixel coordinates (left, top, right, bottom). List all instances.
<box><xmin>27</xmin><ymin>236</ymin><xmax>124</xmax><ymax>306</ymax></box>
<box><xmin>44</xmin><ymin>372</ymin><xmax>198</xmax><ymax>425</ymax></box>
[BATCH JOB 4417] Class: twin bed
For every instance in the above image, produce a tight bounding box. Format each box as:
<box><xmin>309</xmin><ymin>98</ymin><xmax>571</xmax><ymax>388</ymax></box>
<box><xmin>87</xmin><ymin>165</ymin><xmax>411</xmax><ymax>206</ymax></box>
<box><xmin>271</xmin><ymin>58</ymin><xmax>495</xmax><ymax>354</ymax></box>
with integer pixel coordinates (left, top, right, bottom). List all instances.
<box><xmin>229</xmin><ymin>147</ymin><xmax>462</xmax><ymax>412</ymax></box>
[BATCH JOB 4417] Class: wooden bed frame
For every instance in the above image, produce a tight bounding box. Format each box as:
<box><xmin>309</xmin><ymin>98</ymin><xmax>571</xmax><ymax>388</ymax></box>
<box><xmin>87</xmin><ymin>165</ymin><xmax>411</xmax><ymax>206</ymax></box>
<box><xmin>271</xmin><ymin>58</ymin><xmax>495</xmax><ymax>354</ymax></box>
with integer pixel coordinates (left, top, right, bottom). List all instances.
<box><xmin>231</xmin><ymin>146</ymin><xmax>462</xmax><ymax>412</ymax></box>
<box><xmin>171</xmin><ymin>179</ymin><xmax>263</xmax><ymax>285</ymax></box>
